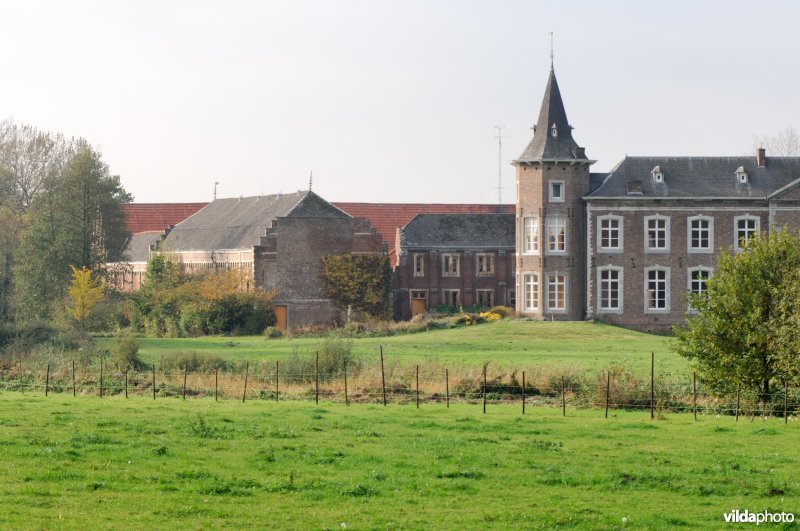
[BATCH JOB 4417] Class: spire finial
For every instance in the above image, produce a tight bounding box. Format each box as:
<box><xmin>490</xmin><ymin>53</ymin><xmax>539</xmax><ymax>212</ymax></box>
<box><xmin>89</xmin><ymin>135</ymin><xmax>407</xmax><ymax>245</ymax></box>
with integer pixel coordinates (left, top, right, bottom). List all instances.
<box><xmin>309</xmin><ymin>171</ymin><xmax>313</xmax><ymax>191</ymax></box>
<box><xmin>549</xmin><ymin>31</ymin><xmax>554</xmax><ymax>68</ymax></box>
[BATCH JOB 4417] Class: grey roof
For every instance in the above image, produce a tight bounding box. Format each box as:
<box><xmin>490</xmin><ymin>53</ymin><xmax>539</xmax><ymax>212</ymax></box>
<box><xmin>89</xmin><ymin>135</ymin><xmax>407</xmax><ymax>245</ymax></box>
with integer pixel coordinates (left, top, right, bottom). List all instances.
<box><xmin>587</xmin><ymin>156</ymin><xmax>800</xmax><ymax>199</ymax></box>
<box><xmin>123</xmin><ymin>231</ymin><xmax>162</xmax><ymax>262</ymax></box>
<box><xmin>162</xmin><ymin>191</ymin><xmax>349</xmax><ymax>251</ymax></box>
<box><xmin>400</xmin><ymin>214</ymin><xmax>515</xmax><ymax>250</ymax></box>
<box><xmin>515</xmin><ymin>67</ymin><xmax>588</xmax><ymax>162</ymax></box>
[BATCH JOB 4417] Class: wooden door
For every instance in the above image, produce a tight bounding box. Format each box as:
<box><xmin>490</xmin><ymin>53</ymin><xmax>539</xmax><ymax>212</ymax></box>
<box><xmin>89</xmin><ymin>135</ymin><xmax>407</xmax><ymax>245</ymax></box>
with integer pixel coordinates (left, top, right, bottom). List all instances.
<box><xmin>275</xmin><ymin>305</ymin><xmax>287</xmax><ymax>331</ymax></box>
<box><xmin>411</xmin><ymin>298</ymin><xmax>426</xmax><ymax>318</ymax></box>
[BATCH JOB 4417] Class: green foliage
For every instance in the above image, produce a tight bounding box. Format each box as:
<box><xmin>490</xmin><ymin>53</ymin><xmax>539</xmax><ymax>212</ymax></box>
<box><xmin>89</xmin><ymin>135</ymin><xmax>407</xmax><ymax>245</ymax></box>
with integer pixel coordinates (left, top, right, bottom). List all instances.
<box><xmin>12</xmin><ymin>145</ymin><xmax>131</xmax><ymax>320</ymax></box>
<box><xmin>160</xmin><ymin>351</ymin><xmax>227</xmax><ymax>372</ymax></box>
<box><xmin>674</xmin><ymin>229</ymin><xmax>800</xmax><ymax>400</ymax></box>
<box><xmin>281</xmin><ymin>334</ymin><xmax>359</xmax><ymax>383</ymax></box>
<box><xmin>320</xmin><ymin>254</ymin><xmax>391</xmax><ymax>319</ymax></box>
<box><xmin>110</xmin><ymin>330</ymin><xmax>145</xmax><ymax>371</ymax></box>
<box><xmin>67</xmin><ymin>265</ymin><xmax>105</xmax><ymax>330</ymax></box>
<box><xmin>131</xmin><ymin>257</ymin><xmax>276</xmax><ymax>337</ymax></box>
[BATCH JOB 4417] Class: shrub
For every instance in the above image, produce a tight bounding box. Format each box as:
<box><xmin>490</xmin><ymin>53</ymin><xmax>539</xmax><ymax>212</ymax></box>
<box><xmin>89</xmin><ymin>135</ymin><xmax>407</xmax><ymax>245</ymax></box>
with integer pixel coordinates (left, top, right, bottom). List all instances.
<box><xmin>111</xmin><ymin>330</ymin><xmax>146</xmax><ymax>371</ymax></box>
<box><xmin>161</xmin><ymin>351</ymin><xmax>227</xmax><ymax>372</ymax></box>
<box><xmin>263</xmin><ymin>326</ymin><xmax>282</xmax><ymax>339</ymax></box>
<box><xmin>281</xmin><ymin>334</ymin><xmax>359</xmax><ymax>383</ymax></box>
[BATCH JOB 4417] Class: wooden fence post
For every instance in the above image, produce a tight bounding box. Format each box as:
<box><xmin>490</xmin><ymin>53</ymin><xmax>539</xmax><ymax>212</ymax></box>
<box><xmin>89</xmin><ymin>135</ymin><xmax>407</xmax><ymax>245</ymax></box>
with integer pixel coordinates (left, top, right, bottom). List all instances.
<box><xmin>784</xmin><ymin>380</ymin><xmax>789</xmax><ymax>425</ymax></box>
<box><xmin>416</xmin><ymin>365</ymin><xmax>420</xmax><ymax>409</ymax></box>
<box><xmin>275</xmin><ymin>361</ymin><xmax>279</xmax><ymax>402</ymax></box>
<box><xmin>100</xmin><ymin>358</ymin><xmax>104</xmax><ymax>399</ymax></box>
<box><xmin>343</xmin><ymin>361</ymin><xmax>348</xmax><ymax>406</ymax></box>
<box><xmin>735</xmin><ymin>382</ymin><xmax>741</xmax><ymax>422</ymax></box>
<box><xmin>380</xmin><ymin>346</ymin><xmax>387</xmax><ymax>406</ymax></box>
<box><xmin>482</xmin><ymin>364</ymin><xmax>487</xmax><ymax>414</ymax></box>
<box><xmin>315</xmin><ymin>351</ymin><xmax>319</xmax><ymax>405</ymax></box>
<box><xmin>561</xmin><ymin>376</ymin><xmax>566</xmax><ymax>416</ymax></box>
<box><xmin>215</xmin><ymin>367</ymin><xmax>219</xmax><ymax>402</ymax></box>
<box><xmin>45</xmin><ymin>363</ymin><xmax>50</xmax><ymax>397</ymax></box>
<box><xmin>152</xmin><ymin>365</ymin><xmax>156</xmax><ymax>400</ymax></box>
<box><xmin>693</xmin><ymin>372</ymin><xmax>697</xmax><ymax>421</ymax></box>
<box><xmin>522</xmin><ymin>370</ymin><xmax>526</xmax><ymax>415</ymax></box>
<box><xmin>445</xmin><ymin>368</ymin><xmax>449</xmax><ymax>409</ymax></box>
<box><xmin>125</xmin><ymin>369</ymin><xmax>128</xmax><ymax>399</ymax></box>
<box><xmin>242</xmin><ymin>361</ymin><xmax>249</xmax><ymax>403</ymax></box>
<box><xmin>605</xmin><ymin>371</ymin><xmax>610</xmax><ymax>419</ymax></box>
<box><xmin>649</xmin><ymin>352</ymin><xmax>654</xmax><ymax>420</ymax></box>
<box><xmin>72</xmin><ymin>360</ymin><xmax>76</xmax><ymax>397</ymax></box>
<box><xmin>182</xmin><ymin>366</ymin><xmax>187</xmax><ymax>400</ymax></box>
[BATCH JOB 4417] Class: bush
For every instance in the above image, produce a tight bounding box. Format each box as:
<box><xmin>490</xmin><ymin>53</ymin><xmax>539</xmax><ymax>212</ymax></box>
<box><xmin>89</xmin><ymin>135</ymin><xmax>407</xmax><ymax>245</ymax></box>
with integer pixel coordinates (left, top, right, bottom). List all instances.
<box><xmin>281</xmin><ymin>334</ymin><xmax>359</xmax><ymax>383</ymax></box>
<box><xmin>161</xmin><ymin>351</ymin><xmax>227</xmax><ymax>372</ymax></box>
<box><xmin>263</xmin><ymin>326</ymin><xmax>282</xmax><ymax>339</ymax></box>
<box><xmin>111</xmin><ymin>330</ymin><xmax>146</xmax><ymax>371</ymax></box>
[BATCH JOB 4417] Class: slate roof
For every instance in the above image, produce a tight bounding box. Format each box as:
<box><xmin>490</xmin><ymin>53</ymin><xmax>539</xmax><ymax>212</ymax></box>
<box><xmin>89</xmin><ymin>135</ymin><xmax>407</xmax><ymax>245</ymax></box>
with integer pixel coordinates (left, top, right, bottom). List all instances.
<box><xmin>587</xmin><ymin>156</ymin><xmax>800</xmax><ymax>199</ymax></box>
<box><xmin>515</xmin><ymin>67</ymin><xmax>587</xmax><ymax>162</ymax></box>
<box><xmin>124</xmin><ymin>231</ymin><xmax>162</xmax><ymax>262</ymax></box>
<box><xmin>334</xmin><ymin>203</ymin><xmax>514</xmax><ymax>266</ymax></box>
<box><xmin>122</xmin><ymin>203</ymin><xmax>208</xmax><ymax>234</ymax></box>
<box><xmin>162</xmin><ymin>191</ymin><xmax>349</xmax><ymax>252</ymax></box>
<box><xmin>400</xmin><ymin>214</ymin><xmax>515</xmax><ymax>250</ymax></box>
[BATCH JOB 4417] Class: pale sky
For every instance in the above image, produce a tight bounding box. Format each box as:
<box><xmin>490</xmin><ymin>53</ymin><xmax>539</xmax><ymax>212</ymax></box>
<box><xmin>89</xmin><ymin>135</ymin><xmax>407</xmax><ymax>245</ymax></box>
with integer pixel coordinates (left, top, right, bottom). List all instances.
<box><xmin>1</xmin><ymin>0</ymin><xmax>799</xmax><ymax>204</ymax></box>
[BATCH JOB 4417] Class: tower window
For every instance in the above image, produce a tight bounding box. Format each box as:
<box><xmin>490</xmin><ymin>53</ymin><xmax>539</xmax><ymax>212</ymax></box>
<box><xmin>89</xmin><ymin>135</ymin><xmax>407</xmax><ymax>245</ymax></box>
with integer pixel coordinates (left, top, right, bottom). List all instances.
<box><xmin>551</xmin><ymin>123</ymin><xmax>558</xmax><ymax>138</ymax></box>
<box><xmin>549</xmin><ymin>181</ymin><xmax>564</xmax><ymax>202</ymax></box>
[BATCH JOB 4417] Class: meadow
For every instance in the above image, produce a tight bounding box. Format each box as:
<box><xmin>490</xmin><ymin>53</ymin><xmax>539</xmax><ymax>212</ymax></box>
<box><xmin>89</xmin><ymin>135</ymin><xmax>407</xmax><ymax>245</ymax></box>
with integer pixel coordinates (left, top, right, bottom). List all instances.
<box><xmin>97</xmin><ymin>320</ymin><xmax>679</xmax><ymax>374</ymax></box>
<box><xmin>0</xmin><ymin>394</ymin><xmax>797</xmax><ymax>529</ymax></box>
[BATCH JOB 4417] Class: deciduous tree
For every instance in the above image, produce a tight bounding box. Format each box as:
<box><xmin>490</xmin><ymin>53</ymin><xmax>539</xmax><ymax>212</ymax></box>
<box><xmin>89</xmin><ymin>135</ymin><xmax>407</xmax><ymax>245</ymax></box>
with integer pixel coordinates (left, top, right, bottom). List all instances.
<box><xmin>320</xmin><ymin>254</ymin><xmax>392</xmax><ymax>319</ymax></box>
<box><xmin>67</xmin><ymin>265</ymin><xmax>104</xmax><ymax>330</ymax></box>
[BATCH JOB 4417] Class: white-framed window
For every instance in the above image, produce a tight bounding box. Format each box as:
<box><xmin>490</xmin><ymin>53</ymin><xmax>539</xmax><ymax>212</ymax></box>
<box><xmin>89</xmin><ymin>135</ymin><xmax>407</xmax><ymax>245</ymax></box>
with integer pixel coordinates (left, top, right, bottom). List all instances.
<box><xmin>476</xmin><ymin>289</ymin><xmax>493</xmax><ymax>308</ymax></box>
<box><xmin>442</xmin><ymin>289</ymin><xmax>460</xmax><ymax>308</ymax></box>
<box><xmin>549</xmin><ymin>180</ymin><xmax>565</xmax><ymax>203</ymax></box>
<box><xmin>644</xmin><ymin>267</ymin><xmax>670</xmax><ymax>313</ymax></box>
<box><xmin>523</xmin><ymin>217</ymin><xmax>539</xmax><ymax>254</ymax></box>
<box><xmin>546</xmin><ymin>273</ymin><xmax>567</xmax><ymax>312</ymax></box>
<box><xmin>413</xmin><ymin>253</ymin><xmax>425</xmax><ymax>277</ymax></box>
<box><xmin>546</xmin><ymin>216</ymin><xmax>567</xmax><ymax>254</ymax></box>
<box><xmin>687</xmin><ymin>267</ymin><xmax>711</xmax><ymax>296</ymax></box>
<box><xmin>476</xmin><ymin>253</ymin><xmax>494</xmax><ymax>276</ymax></box>
<box><xmin>687</xmin><ymin>216</ymin><xmax>713</xmax><ymax>253</ymax></box>
<box><xmin>442</xmin><ymin>253</ymin><xmax>460</xmax><ymax>277</ymax></box>
<box><xmin>523</xmin><ymin>273</ymin><xmax>539</xmax><ymax>311</ymax></box>
<box><xmin>644</xmin><ymin>215</ymin><xmax>670</xmax><ymax>252</ymax></box>
<box><xmin>507</xmin><ymin>289</ymin><xmax>516</xmax><ymax>308</ymax></box>
<box><xmin>597</xmin><ymin>215</ymin><xmax>623</xmax><ymax>252</ymax></box>
<box><xmin>597</xmin><ymin>266</ymin><xmax>623</xmax><ymax>313</ymax></box>
<box><xmin>734</xmin><ymin>215</ymin><xmax>760</xmax><ymax>252</ymax></box>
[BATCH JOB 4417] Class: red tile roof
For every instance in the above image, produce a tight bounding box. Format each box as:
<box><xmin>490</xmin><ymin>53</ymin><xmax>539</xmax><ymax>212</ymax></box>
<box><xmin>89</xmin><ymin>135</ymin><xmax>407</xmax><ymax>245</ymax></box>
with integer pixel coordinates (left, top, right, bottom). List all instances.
<box><xmin>333</xmin><ymin>203</ymin><xmax>515</xmax><ymax>266</ymax></box>
<box><xmin>123</xmin><ymin>203</ymin><xmax>208</xmax><ymax>234</ymax></box>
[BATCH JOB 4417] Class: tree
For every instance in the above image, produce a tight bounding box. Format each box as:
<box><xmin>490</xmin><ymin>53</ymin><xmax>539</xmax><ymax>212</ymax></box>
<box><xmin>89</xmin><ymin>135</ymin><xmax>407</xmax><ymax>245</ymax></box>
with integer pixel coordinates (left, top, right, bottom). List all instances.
<box><xmin>13</xmin><ymin>144</ymin><xmax>132</xmax><ymax>319</ymax></box>
<box><xmin>320</xmin><ymin>254</ymin><xmax>392</xmax><ymax>319</ymax></box>
<box><xmin>673</xmin><ymin>229</ymin><xmax>800</xmax><ymax>404</ymax></box>
<box><xmin>67</xmin><ymin>265</ymin><xmax>104</xmax><ymax>330</ymax></box>
<box><xmin>753</xmin><ymin>126</ymin><xmax>800</xmax><ymax>157</ymax></box>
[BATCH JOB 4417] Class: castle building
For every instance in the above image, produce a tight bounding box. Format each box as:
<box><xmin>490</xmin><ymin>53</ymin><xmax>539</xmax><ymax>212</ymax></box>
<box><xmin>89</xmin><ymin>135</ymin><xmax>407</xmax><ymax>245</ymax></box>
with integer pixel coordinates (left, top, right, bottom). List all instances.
<box><xmin>515</xmin><ymin>64</ymin><xmax>800</xmax><ymax>333</ymax></box>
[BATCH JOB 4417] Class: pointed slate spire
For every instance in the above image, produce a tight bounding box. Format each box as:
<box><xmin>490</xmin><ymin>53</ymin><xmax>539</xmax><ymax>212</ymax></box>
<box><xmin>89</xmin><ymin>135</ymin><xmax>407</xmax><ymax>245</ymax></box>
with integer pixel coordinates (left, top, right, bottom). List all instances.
<box><xmin>516</xmin><ymin>66</ymin><xmax>586</xmax><ymax>162</ymax></box>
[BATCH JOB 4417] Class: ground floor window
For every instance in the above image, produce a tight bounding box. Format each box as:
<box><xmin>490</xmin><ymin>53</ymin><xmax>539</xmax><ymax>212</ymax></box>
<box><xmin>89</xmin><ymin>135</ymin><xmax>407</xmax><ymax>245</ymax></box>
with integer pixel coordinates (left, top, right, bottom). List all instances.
<box><xmin>476</xmin><ymin>289</ymin><xmax>493</xmax><ymax>308</ymax></box>
<box><xmin>523</xmin><ymin>273</ymin><xmax>539</xmax><ymax>310</ymax></box>
<box><xmin>442</xmin><ymin>289</ymin><xmax>460</xmax><ymax>308</ymax></box>
<box><xmin>547</xmin><ymin>273</ymin><xmax>566</xmax><ymax>311</ymax></box>
<box><xmin>507</xmin><ymin>289</ymin><xmax>516</xmax><ymax>308</ymax></box>
<box><xmin>598</xmin><ymin>267</ymin><xmax>622</xmax><ymax>311</ymax></box>
<box><xmin>645</xmin><ymin>267</ymin><xmax>669</xmax><ymax>311</ymax></box>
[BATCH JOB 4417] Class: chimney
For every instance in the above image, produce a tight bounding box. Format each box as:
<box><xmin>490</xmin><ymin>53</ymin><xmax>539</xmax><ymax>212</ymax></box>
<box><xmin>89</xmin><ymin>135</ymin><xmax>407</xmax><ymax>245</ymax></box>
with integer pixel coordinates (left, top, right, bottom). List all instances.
<box><xmin>626</xmin><ymin>180</ymin><xmax>643</xmax><ymax>195</ymax></box>
<box><xmin>756</xmin><ymin>147</ymin><xmax>766</xmax><ymax>168</ymax></box>
<box><xmin>575</xmin><ymin>146</ymin><xmax>586</xmax><ymax>159</ymax></box>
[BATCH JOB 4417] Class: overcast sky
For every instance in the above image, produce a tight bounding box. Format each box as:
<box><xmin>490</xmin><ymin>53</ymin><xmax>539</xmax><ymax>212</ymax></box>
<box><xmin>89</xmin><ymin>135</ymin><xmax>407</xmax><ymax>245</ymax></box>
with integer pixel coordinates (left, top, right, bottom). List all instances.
<box><xmin>1</xmin><ymin>0</ymin><xmax>799</xmax><ymax>204</ymax></box>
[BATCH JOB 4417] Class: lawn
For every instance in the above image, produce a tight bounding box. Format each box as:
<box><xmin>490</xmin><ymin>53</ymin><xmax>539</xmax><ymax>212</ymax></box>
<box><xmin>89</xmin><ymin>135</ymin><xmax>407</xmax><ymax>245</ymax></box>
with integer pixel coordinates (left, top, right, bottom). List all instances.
<box><xmin>0</xmin><ymin>394</ymin><xmax>797</xmax><ymax>529</ymax></box>
<box><xmin>98</xmin><ymin>320</ymin><xmax>679</xmax><ymax>375</ymax></box>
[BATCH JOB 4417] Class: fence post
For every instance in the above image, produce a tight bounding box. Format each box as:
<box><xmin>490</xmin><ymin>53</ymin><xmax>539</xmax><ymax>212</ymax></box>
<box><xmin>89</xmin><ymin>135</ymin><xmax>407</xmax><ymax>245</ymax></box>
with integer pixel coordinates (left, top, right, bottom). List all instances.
<box><xmin>152</xmin><ymin>365</ymin><xmax>156</xmax><ymax>400</ymax></box>
<box><xmin>242</xmin><ymin>361</ymin><xmax>249</xmax><ymax>403</ymax></box>
<box><xmin>100</xmin><ymin>358</ymin><xmax>104</xmax><ymax>399</ymax></box>
<box><xmin>735</xmin><ymin>382</ymin><xmax>741</xmax><ymax>422</ymax></box>
<box><xmin>215</xmin><ymin>367</ymin><xmax>219</xmax><ymax>402</ymax></box>
<box><xmin>693</xmin><ymin>372</ymin><xmax>697</xmax><ymax>421</ymax></box>
<box><xmin>445</xmin><ymin>368</ymin><xmax>449</xmax><ymax>409</ymax></box>
<box><xmin>482</xmin><ymin>364</ymin><xmax>487</xmax><ymax>414</ymax></box>
<box><xmin>380</xmin><ymin>346</ymin><xmax>387</xmax><ymax>406</ymax></box>
<box><xmin>315</xmin><ymin>351</ymin><xmax>319</xmax><ymax>405</ymax></box>
<box><xmin>45</xmin><ymin>363</ymin><xmax>50</xmax><ymax>397</ymax></box>
<box><xmin>605</xmin><ymin>370</ymin><xmax>610</xmax><ymax>419</ymax></box>
<box><xmin>182</xmin><ymin>366</ymin><xmax>187</xmax><ymax>400</ymax></box>
<box><xmin>416</xmin><ymin>365</ymin><xmax>420</xmax><ymax>409</ymax></box>
<box><xmin>649</xmin><ymin>352</ymin><xmax>654</xmax><ymax>420</ymax></box>
<box><xmin>275</xmin><ymin>361</ymin><xmax>279</xmax><ymax>402</ymax></box>
<box><xmin>125</xmin><ymin>369</ymin><xmax>128</xmax><ymax>399</ymax></box>
<box><xmin>72</xmin><ymin>360</ymin><xmax>76</xmax><ymax>397</ymax></box>
<box><xmin>784</xmin><ymin>380</ymin><xmax>789</xmax><ymax>425</ymax></box>
<box><xmin>561</xmin><ymin>376</ymin><xmax>566</xmax><ymax>416</ymax></box>
<box><xmin>343</xmin><ymin>361</ymin><xmax>348</xmax><ymax>406</ymax></box>
<box><xmin>522</xmin><ymin>370</ymin><xmax>526</xmax><ymax>415</ymax></box>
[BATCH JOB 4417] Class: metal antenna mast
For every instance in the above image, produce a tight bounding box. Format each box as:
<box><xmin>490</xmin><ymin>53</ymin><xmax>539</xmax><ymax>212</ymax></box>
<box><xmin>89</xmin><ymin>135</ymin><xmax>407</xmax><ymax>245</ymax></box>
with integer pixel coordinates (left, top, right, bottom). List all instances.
<box><xmin>494</xmin><ymin>125</ymin><xmax>505</xmax><ymax>207</ymax></box>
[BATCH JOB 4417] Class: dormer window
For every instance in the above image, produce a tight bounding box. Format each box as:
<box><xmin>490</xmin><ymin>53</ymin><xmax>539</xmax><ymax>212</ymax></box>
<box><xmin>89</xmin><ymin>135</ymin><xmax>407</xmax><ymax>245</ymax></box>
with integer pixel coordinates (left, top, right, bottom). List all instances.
<box><xmin>735</xmin><ymin>166</ymin><xmax>748</xmax><ymax>184</ymax></box>
<box><xmin>651</xmin><ymin>165</ymin><xmax>664</xmax><ymax>184</ymax></box>
<box><xmin>551</xmin><ymin>123</ymin><xmax>558</xmax><ymax>138</ymax></box>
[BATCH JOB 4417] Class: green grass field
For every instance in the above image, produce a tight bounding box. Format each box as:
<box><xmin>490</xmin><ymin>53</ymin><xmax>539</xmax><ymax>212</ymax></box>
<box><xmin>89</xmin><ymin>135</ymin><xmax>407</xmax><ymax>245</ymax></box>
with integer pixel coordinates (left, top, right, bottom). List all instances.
<box><xmin>0</xmin><ymin>394</ymin><xmax>797</xmax><ymax>529</ymax></box>
<box><xmin>99</xmin><ymin>321</ymin><xmax>679</xmax><ymax>374</ymax></box>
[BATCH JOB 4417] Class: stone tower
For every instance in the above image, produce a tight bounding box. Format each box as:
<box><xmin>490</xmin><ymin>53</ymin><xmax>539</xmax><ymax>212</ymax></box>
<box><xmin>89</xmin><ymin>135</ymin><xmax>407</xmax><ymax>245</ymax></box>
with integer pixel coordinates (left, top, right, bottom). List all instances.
<box><xmin>513</xmin><ymin>64</ymin><xmax>593</xmax><ymax>320</ymax></box>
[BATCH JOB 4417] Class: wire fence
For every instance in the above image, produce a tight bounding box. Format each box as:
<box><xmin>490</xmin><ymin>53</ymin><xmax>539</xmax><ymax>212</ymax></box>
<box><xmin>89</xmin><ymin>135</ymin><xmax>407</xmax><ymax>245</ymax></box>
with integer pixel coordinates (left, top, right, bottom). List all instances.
<box><xmin>1</xmin><ymin>352</ymin><xmax>798</xmax><ymax>422</ymax></box>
